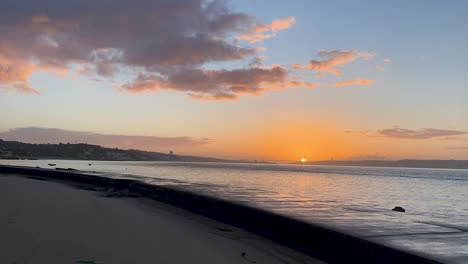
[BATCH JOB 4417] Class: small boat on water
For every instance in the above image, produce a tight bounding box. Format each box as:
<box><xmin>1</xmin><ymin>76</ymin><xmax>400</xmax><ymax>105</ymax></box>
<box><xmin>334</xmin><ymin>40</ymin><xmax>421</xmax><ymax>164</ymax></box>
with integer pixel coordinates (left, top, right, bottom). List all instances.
<box><xmin>48</xmin><ymin>163</ymin><xmax>56</xmax><ymax>166</ymax></box>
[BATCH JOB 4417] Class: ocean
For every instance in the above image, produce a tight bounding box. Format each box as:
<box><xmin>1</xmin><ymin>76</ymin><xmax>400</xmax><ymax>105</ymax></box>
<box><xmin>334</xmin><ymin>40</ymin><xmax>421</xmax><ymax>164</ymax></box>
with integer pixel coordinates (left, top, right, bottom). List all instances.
<box><xmin>1</xmin><ymin>160</ymin><xmax>467</xmax><ymax>263</ymax></box>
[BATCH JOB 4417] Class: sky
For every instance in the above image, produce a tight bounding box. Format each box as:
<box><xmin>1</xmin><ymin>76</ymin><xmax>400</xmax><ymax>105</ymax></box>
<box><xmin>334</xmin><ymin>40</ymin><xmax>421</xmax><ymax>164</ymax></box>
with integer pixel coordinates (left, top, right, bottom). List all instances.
<box><xmin>0</xmin><ymin>0</ymin><xmax>467</xmax><ymax>161</ymax></box>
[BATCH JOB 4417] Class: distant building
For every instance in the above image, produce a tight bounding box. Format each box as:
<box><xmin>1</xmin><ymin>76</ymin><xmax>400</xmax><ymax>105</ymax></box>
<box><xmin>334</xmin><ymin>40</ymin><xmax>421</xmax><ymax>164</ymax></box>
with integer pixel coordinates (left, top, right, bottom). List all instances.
<box><xmin>105</xmin><ymin>152</ymin><xmax>130</xmax><ymax>160</ymax></box>
<box><xmin>0</xmin><ymin>150</ymin><xmax>14</xmax><ymax>159</ymax></box>
<box><xmin>169</xmin><ymin>151</ymin><xmax>176</xmax><ymax>160</ymax></box>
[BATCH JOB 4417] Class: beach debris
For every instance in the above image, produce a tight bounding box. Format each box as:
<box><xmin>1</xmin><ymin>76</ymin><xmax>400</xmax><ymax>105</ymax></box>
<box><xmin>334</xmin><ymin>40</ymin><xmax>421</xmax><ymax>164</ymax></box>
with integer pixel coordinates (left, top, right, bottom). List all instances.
<box><xmin>102</xmin><ymin>188</ymin><xmax>138</xmax><ymax>198</ymax></box>
<box><xmin>48</xmin><ymin>163</ymin><xmax>56</xmax><ymax>166</ymax></box>
<box><xmin>74</xmin><ymin>260</ymin><xmax>98</xmax><ymax>264</ymax></box>
<box><xmin>88</xmin><ymin>163</ymin><xmax>92</xmax><ymax>166</ymax></box>
<box><xmin>217</xmin><ymin>228</ymin><xmax>233</xmax><ymax>232</ymax></box>
<box><xmin>55</xmin><ymin>167</ymin><xmax>77</xmax><ymax>171</ymax></box>
<box><xmin>392</xmin><ymin>206</ymin><xmax>405</xmax><ymax>212</ymax></box>
<box><xmin>241</xmin><ymin>252</ymin><xmax>256</xmax><ymax>263</ymax></box>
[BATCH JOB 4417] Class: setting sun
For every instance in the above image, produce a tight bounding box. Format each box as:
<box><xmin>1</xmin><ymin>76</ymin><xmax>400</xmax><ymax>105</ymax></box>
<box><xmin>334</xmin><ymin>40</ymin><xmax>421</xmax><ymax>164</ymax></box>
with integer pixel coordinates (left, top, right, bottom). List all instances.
<box><xmin>301</xmin><ymin>157</ymin><xmax>307</xmax><ymax>163</ymax></box>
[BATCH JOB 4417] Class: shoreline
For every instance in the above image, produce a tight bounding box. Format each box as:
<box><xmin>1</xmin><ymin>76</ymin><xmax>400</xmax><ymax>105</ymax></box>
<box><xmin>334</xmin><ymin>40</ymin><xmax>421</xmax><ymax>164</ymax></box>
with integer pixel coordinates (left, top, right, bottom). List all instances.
<box><xmin>1</xmin><ymin>173</ymin><xmax>321</xmax><ymax>264</ymax></box>
<box><xmin>0</xmin><ymin>165</ymin><xmax>440</xmax><ymax>263</ymax></box>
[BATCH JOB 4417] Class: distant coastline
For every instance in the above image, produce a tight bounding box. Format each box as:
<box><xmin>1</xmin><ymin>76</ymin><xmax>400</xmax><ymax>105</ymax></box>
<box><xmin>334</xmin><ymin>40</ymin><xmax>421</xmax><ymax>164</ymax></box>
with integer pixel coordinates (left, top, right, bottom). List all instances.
<box><xmin>0</xmin><ymin>139</ymin><xmax>243</xmax><ymax>163</ymax></box>
<box><xmin>304</xmin><ymin>159</ymin><xmax>468</xmax><ymax>170</ymax></box>
<box><xmin>2</xmin><ymin>139</ymin><xmax>467</xmax><ymax>169</ymax></box>
<box><xmin>0</xmin><ymin>165</ymin><xmax>440</xmax><ymax>263</ymax></box>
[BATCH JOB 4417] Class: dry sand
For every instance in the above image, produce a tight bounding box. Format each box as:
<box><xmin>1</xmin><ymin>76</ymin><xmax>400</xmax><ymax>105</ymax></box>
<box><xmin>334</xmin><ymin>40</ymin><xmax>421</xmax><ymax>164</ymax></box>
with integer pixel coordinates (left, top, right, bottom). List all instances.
<box><xmin>0</xmin><ymin>174</ymin><xmax>323</xmax><ymax>264</ymax></box>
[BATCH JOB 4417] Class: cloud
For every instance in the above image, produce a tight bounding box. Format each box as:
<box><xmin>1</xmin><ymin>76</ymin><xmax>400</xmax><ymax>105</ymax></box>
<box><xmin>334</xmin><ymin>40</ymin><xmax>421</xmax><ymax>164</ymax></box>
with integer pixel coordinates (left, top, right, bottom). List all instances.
<box><xmin>378</xmin><ymin>128</ymin><xmax>467</xmax><ymax>139</ymax></box>
<box><xmin>292</xmin><ymin>50</ymin><xmax>376</xmax><ymax>76</ymax></box>
<box><xmin>375</xmin><ymin>65</ymin><xmax>385</xmax><ymax>71</ymax></box>
<box><xmin>121</xmin><ymin>65</ymin><xmax>319</xmax><ymax>100</ymax></box>
<box><xmin>0</xmin><ymin>127</ymin><xmax>211</xmax><ymax>150</ymax></box>
<box><xmin>335</xmin><ymin>78</ymin><xmax>374</xmax><ymax>87</ymax></box>
<box><xmin>376</xmin><ymin>58</ymin><xmax>392</xmax><ymax>71</ymax></box>
<box><xmin>5</xmin><ymin>83</ymin><xmax>40</xmax><ymax>94</ymax></box>
<box><xmin>447</xmin><ymin>146</ymin><xmax>468</xmax><ymax>150</ymax></box>
<box><xmin>236</xmin><ymin>17</ymin><xmax>296</xmax><ymax>43</ymax></box>
<box><xmin>0</xmin><ymin>55</ymin><xmax>39</xmax><ymax>94</ymax></box>
<box><xmin>31</xmin><ymin>15</ymin><xmax>50</xmax><ymax>24</ymax></box>
<box><xmin>249</xmin><ymin>55</ymin><xmax>266</xmax><ymax>67</ymax></box>
<box><xmin>347</xmin><ymin>127</ymin><xmax>468</xmax><ymax>140</ymax></box>
<box><xmin>0</xmin><ymin>0</ymin><xmax>303</xmax><ymax>99</ymax></box>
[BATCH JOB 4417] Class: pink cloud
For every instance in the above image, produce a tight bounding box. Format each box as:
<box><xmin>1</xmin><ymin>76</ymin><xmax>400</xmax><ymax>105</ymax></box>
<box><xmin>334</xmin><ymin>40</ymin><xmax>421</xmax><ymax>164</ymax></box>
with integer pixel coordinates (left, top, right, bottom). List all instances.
<box><xmin>347</xmin><ymin>127</ymin><xmax>468</xmax><ymax>140</ymax></box>
<box><xmin>0</xmin><ymin>1</ymin><xmax>313</xmax><ymax>100</ymax></box>
<box><xmin>0</xmin><ymin>1</ymin><xmax>261</xmax><ymax>96</ymax></box>
<box><xmin>0</xmin><ymin>55</ymin><xmax>39</xmax><ymax>94</ymax></box>
<box><xmin>335</xmin><ymin>78</ymin><xmax>374</xmax><ymax>87</ymax></box>
<box><xmin>31</xmin><ymin>15</ymin><xmax>50</xmax><ymax>24</ymax></box>
<box><xmin>121</xmin><ymin>65</ymin><xmax>319</xmax><ymax>100</ymax></box>
<box><xmin>236</xmin><ymin>17</ymin><xmax>296</xmax><ymax>43</ymax></box>
<box><xmin>292</xmin><ymin>50</ymin><xmax>376</xmax><ymax>76</ymax></box>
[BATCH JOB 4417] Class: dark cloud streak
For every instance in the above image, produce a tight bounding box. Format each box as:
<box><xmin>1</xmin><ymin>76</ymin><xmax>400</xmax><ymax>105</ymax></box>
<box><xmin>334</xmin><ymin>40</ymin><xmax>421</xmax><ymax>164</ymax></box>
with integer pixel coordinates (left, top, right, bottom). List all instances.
<box><xmin>447</xmin><ymin>146</ymin><xmax>468</xmax><ymax>150</ymax></box>
<box><xmin>346</xmin><ymin>127</ymin><xmax>467</xmax><ymax>140</ymax></box>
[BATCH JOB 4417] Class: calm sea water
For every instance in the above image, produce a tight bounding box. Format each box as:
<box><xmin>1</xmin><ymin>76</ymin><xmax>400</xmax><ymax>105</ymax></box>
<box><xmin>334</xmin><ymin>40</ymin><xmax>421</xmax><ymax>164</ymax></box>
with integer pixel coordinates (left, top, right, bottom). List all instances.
<box><xmin>2</xmin><ymin>160</ymin><xmax>468</xmax><ymax>263</ymax></box>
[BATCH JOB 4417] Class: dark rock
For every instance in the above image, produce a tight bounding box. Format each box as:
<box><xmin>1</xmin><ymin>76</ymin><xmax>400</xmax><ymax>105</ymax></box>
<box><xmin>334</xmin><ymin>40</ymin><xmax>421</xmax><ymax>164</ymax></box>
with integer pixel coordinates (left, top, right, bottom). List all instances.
<box><xmin>392</xmin><ymin>206</ymin><xmax>405</xmax><ymax>212</ymax></box>
<box><xmin>217</xmin><ymin>228</ymin><xmax>233</xmax><ymax>232</ymax></box>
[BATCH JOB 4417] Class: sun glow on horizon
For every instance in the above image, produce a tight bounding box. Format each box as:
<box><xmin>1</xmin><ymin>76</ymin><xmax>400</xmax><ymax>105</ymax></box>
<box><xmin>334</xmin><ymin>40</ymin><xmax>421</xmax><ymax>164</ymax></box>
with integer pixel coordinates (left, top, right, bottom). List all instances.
<box><xmin>301</xmin><ymin>157</ymin><xmax>307</xmax><ymax>163</ymax></box>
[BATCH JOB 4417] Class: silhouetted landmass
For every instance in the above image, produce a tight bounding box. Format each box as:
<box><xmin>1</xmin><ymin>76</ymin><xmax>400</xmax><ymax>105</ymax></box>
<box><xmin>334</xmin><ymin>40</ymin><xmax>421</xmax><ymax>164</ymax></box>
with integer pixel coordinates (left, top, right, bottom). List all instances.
<box><xmin>306</xmin><ymin>159</ymin><xmax>468</xmax><ymax>169</ymax></box>
<box><xmin>0</xmin><ymin>139</ymin><xmax>233</xmax><ymax>162</ymax></box>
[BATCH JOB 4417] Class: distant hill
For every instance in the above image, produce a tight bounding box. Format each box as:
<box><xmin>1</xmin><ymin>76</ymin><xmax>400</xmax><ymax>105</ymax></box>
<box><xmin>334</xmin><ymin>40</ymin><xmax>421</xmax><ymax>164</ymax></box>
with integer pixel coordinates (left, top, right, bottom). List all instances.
<box><xmin>305</xmin><ymin>159</ymin><xmax>468</xmax><ymax>170</ymax></box>
<box><xmin>0</xmin><ymin>139</ymin><xmax>234</xmax><ymax>162</ymax></box>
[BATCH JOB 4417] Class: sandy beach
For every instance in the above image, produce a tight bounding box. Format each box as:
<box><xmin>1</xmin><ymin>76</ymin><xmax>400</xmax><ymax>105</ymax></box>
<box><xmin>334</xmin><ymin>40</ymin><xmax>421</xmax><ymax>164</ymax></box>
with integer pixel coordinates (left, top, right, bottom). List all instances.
<box><xmin>0</xmin><ymin>173</ymin><xmax>323</xmax><ymax>264</ymax></box>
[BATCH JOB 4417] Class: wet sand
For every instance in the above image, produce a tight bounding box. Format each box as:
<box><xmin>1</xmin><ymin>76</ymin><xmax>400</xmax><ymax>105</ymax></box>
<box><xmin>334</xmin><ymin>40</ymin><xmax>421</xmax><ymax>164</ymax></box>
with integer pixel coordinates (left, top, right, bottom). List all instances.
<box><xmin>0</xmin><ymin>174</ymin><xmax>323</xmax><ymax>264</ymax></box>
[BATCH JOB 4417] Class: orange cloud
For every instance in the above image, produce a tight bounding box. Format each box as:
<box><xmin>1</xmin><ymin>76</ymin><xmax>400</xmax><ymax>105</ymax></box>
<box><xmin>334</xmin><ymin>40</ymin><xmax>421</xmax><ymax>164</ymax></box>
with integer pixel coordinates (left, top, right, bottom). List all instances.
<box><xmin>236</xmin><ymin>17</ymin><xmax>296</xmax><ymax>43</ymax></box>
<box><xmin>0</xmin><ymin>57</ymin><xmax>34</xmax><ymax>83</ymax></box>
<box><xmin>0</xmin><ymin>55</ymin><xmax>39</xmax><ymax>94</ymax></box>
<box><xmin>284</xmin><ymin>81</ymin><xmax>320</xmax><ymax>89</ymax></box>
<box><xmin>121</xmin><ymin>65</ymin><xmax>319</xmax><ymax>100</ymax></box>
<box><xmin>335</xmin><ymin>78</ymin><xmax>374</xmax><ymax>87</ymax></box>
<box><xmin>292</xmin><ymin>50</ymin><xmax>376</xmax><ymax>76</ymax></box>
